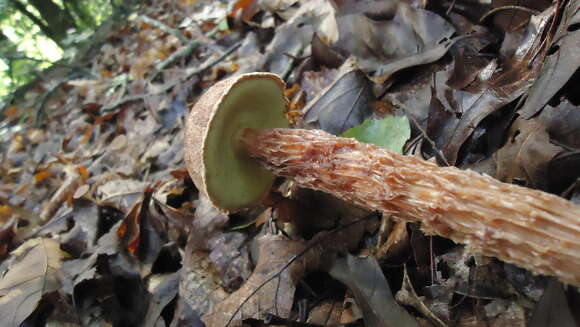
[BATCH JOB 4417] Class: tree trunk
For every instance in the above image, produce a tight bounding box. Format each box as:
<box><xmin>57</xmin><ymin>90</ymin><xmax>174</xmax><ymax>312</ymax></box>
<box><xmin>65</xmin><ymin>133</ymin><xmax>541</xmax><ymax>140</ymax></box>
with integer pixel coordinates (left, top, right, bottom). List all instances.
<box><xmin>7</xmin><ymin>0</ymin><xmax>58</xmax><ymax>45</ymax></box>
<box><xmin>64</xmin><ymin>0</ymin><xmax>96</xmax><ymax>29</ymax></box>
<box><xmin>27</xmin><ymin>0</ymin><xmax>77</xmax><ymax>46</ymax></box>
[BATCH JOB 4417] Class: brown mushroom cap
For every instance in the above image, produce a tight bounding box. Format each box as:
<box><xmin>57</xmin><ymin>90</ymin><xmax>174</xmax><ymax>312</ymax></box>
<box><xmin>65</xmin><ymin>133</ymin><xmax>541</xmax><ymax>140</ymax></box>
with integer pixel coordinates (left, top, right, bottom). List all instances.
<box><xmin>184</xmin><ymin>73</ymin><xmax>289</xmax><ymax>213</ymax></box>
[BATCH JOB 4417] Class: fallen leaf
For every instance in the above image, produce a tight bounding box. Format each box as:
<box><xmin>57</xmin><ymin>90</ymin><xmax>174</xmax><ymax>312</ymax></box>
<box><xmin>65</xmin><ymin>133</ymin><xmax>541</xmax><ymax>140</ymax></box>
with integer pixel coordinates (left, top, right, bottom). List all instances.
<box><xmin>229</xmin><ymin>0</ymin><xmax>259</xmax><ymax>22</ymax></box>
<box><xmin>202</xmin><ymin>233</ymin><xmax>316</xmax><ymax>326</ymax></box>
<box><xmin>328</xmin><ymin>254</ymin><xmax>420</xmax><ymax>327</ymax></box>
<box><xmin>395</xmin><ymin>266</ymin><xmax>450</xmax><ymax>327</ymax></box>
<box><xmin>518</xmin><ymin>0</ymin><xmax>580</xmax><ymax>118</ymax></box>
<box><xmin>538</xmin><ymin>100</ymin><xmax>580</xmax><ymax>149</ymax></box>
<box><xmin>420</xmin><ymin>5</ymin><xmax>554</xmax><ymax>165</ymax></box>
<box><xmin>311</xmin><ymin>33</ymin><xmax>344</xmax><ymax>68</ymax></box>
<box><xmin>376</xmin><ymin>219</ymin><xmax>409</xmax><ymax>262</ymax></box>
<box><xmin>4</xmin><ymin>106</ymin><xmax>19</xmax><ymax>117</ymax></box>
<box><xmin>302</xmin><ymin>59</ymin><xmax>376</xmax><ymax>135</ymax></box>
<box><xmin>179</xmin><ymin>236</ymin><xmax>228</xmax><ymax>317</ymax></box>
<box><xmin>332</xmin><ymin>1</ymin><xmax>455</xmax><ymax>83</ymax></box>
<box><xmin>495</xmin><ymin>117</ymin><xmax>564</xmax><ymax>188</ymax></box>
<box><xmin>143</xmin><ymin>272</ymin><xmax>180</xmax><ymax>327</ymax></box>
<box><xmin>34</xmin><ymin>169</ymin><xmax>52</xmax><ymax>184</ymax></box>
<box><xmin>530</xmin><ymin>279</ymin><xmax>576</xmax><ymax>327</ymax></box>
<box><xmin>307</xmin><ymin>300</ymin><xmax>344</xmax><ymax>325</ymax></box>
<box><xmin>117</xmin><ymin>187</ymin><xmax>165</xmax><ymax>275</ymax></box>
<box><xmin>0</xmin><ymin>238</ymin><xmax>70</xmax><ymax>327</ymax></box>
<box><xmin>207</xmin><ymin>232</ymin><xmax>252</xmax><ymax>290</ymax></box>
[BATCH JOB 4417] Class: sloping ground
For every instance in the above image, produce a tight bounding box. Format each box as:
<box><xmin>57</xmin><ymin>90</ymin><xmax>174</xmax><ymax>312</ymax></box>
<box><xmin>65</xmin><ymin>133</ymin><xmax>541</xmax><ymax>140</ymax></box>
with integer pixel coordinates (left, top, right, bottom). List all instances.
<box><xmin>0</xmin><ymin>0</ymin><xmax>579</xmax><ymax>326</ymax></box>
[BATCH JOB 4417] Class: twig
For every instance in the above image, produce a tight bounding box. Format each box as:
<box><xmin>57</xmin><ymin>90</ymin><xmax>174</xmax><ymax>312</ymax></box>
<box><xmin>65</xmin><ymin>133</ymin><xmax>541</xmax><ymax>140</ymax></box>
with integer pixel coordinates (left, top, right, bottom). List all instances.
<box><xmin>39</xmin><ymin>165</ymin><xmax>81</xmax><ymax>221</ymax></box>
<box><xmin>100</xmin><ymin>94</ymin><xmax>146</xmax><ymax>113</ymax></box>
<box><xmin>281</xmin><ymin>46</ymin><xmax>305</xmax><ymax>81</ymax></box>
<box><xmin>34</xmin><ymin>80</ymin><xmax>68</xmax><ymax>127</ymax></box>
<box><xmin>479</xmin><ymin>5</ymin><xmax>541</xmax><ymax>23</ymax></box>
<box><xmin>386</xmin><ymin>98</ymin><xmax>451</xmax><ymax>166</ymax></box>
<box><xmin>446</xmin><ymin>0</ymin><xmax>457</xmax><ymax>16</ymax></box>
<box><xmin>101</xmin><ymin>41</ymin><xmax>241</xmax><ymax>113</ymax></box>
<box><xmin>184</xmin><ymin>41</ymin><xmax>242</xmax><ymax>80</ymax></box>
<box><xmin>139</xmin><ymin>15</ymin><xmax>189</xmax><ymax>44</ymax></box>
<box><xmin>153</xmin><ymin>19</ymin><xmax>224</xmax><ymax>72</ymax></box>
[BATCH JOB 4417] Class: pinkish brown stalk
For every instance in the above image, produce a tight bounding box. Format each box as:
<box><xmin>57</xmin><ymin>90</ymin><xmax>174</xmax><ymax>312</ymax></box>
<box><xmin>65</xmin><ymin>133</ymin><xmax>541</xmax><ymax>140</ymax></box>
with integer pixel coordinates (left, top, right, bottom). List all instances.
<box><xmin>241</xmin><ymin>127</ymin><xmax>580</xmax><ymax>286</ymax></box>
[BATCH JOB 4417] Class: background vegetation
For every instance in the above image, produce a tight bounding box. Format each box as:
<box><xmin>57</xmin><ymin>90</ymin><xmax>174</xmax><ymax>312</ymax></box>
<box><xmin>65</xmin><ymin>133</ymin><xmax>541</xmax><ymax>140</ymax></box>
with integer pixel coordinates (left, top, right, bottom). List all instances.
<box><xmin>0</xmin><ymin>0</ymin><xmax>114</xmax><ymax>98</ymax></box>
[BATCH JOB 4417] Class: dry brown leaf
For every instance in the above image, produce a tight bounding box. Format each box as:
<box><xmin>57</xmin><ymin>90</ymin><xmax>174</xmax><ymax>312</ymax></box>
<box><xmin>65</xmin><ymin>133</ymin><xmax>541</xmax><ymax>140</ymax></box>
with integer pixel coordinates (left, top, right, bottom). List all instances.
<box><xmin>0</xmin><ymin>238</ymin><xmax>70</xmax><ymax>327</ymax></box>
<box><xmin>202</xmin><ymin>233</ymin><xmax>317</xmax><ymax>327</ymax></box>
<box><xmin>395</xmin><ymin>266</ymin><xmax>449</xmax><ymax>327</ymax></box>
<box><xmin>302</xmin><ymin>58</ymin><xmax>375</xmax><ymax>135</ymax></box>
<box><xmin>519</xmin><ymin>0</ymin><xmax>580</xmax><ymax>119</ymax></box>
<box><xmin>307</xmin><ymin>300</ymin><xmax>344</xmax><ymax>325</ymax></box>
<box><xmin>376</xmin><ymin>219</ymin><xmax>409</xmax><ymax>261</ymax></box>
<box><xmin>495</xmin><ymin>117</ymin><xmax>564</xmax><ymax>188</ymax></box>
<box><xmin>180</xmin><ymin>234</ymin><xmax>229</xmax><ymax>317</ymax></box>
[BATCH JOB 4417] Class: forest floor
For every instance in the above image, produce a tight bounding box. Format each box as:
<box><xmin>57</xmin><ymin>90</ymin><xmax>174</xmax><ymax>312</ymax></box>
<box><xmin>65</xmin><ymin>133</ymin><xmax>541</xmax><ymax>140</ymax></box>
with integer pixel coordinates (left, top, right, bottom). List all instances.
<box><xmin>0</xmin><ymin>0</ymin><xmax>579</xmax><ymax>326</ymax></box>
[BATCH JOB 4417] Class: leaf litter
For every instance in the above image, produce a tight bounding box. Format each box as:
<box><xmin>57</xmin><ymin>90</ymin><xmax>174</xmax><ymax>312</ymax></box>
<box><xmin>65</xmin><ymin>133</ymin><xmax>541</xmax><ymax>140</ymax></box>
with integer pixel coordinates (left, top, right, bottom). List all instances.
<box><xmin>0</xmin><ymin>0</ymin><xmax>579</xmax><ymax>326</ymax></box>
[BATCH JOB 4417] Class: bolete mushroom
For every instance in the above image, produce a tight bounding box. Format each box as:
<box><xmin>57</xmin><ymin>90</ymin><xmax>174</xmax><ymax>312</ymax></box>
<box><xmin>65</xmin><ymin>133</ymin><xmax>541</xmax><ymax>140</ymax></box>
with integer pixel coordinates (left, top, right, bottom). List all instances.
<box><xmin>185</xmin><ymin>73</ymin><xmax>580</xmax><ymax>286</ymax></box>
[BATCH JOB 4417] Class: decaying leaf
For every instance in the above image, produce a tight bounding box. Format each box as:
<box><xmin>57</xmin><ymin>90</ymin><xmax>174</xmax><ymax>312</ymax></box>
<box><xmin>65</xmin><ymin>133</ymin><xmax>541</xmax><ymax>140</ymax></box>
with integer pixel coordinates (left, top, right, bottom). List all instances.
<box><xmin>395</xmin><ymin>266</ymin><xmax>449</xmax><ymax>327</ymax></box>
<box><xmin>256</xmin><ymin>0</ymin><xmax>334</xmax><ymax>75</ymax></box>
<box><xmin>306</xmin><ymin>300</ymin><xmax>344</xmax><ymax>325</ymax></box>
<box><xmin>143</xmin><ymin>272</ymin><xmax>180</xmax><ymax>327</ymax></box>
<box><xmin>538</xmin><ymin>100</ymin><xmax>580</xmax><ymax>149</ymax></box>
<box><xmin>331</xmin><ymin>0</ymin><xmax>455</xmax><ymax>83</ymax></box>
<box><xmin>302</xmin><ymin>59</ymin><xmax>376</xmax><ymax>135</ymax></box>
<box><xmin>328</xmin><ymin>254</ymin><xmax>419</xmax><ymax>327</ymax></box>
<box><xmin>495</xmin><ymin>117</ymin><xmax>564</xmax><ymax>188</ymax></box>
<box><xmin>180</xmin><ymin>243</ymin><xmax>228</xmax><ymax>318</ymax></box>
<box><xmin>117</xmin><ymin>186</ymin><xmax>164</xmax><ymax>268</ymax></box>
<box><xmin>529</xmin><ymin>279</ymin><xmax>576</xmax><ymax>327</ymax></box>
<box><xmin>419</xmin><ymin>5</ymin><xmax>555</xmax><ymax>165</ymax></box>
<box><xmin>0</xmin><ymin>238</ymin><xmax>70</xmax><ymax>327</ymax></box>
<box><xmin>519</xmin><ymin>0</ymin><xmax>580</xmax><ymax>119</ymax></box>
<box><xmin>202</xmin><ymin>233</ymin><xmax>318</xmax><ymax>326</ymax></box>
<box><xmin>376</xmin><ymin>219</ymin><xmax>409</xmax><ymax>262</ymax></box>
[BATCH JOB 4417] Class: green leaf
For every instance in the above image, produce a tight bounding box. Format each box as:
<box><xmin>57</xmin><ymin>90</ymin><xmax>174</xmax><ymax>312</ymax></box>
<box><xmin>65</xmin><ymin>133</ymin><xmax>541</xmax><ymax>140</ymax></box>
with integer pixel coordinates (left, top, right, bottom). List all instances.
<box><xmin>341</xmin><ymin>116</ymin><xmax>410</xmax><ymax>154</ymax></box>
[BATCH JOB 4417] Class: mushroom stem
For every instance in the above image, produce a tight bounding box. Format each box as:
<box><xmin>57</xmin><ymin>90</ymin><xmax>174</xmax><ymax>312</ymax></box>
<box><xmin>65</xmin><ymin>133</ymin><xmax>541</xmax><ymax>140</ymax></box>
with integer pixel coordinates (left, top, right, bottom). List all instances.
<box><xmin>240</xmin><ymin>127</ymin><xmax>580</xmax><ymax>286</ymax></box>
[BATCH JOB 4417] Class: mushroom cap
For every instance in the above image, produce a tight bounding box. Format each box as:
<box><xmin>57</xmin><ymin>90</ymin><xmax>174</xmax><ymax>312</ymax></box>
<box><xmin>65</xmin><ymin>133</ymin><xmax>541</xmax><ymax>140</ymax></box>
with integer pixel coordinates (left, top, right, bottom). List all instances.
<box><xmin>184</xmin><ymin>73</ymin><xmax>289</xmax><ymax>213</ymax></box>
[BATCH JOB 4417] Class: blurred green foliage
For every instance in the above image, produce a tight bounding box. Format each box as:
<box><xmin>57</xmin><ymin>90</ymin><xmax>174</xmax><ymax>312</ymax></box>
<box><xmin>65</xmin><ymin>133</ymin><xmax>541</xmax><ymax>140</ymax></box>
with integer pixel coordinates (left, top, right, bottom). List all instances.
<box><xmin>0</xmin><ymin>0</ymin><xmax>113</xmax><ymax>98</ymax></box>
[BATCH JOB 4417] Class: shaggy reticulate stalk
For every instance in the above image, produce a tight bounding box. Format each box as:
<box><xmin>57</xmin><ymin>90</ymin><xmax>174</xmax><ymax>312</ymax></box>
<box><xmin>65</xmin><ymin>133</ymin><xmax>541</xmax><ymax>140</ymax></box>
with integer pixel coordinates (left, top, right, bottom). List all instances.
<box><xmin>240</xmin><ymin>128</ymin><xmax>580</xmax><ymax>286</ymax></box>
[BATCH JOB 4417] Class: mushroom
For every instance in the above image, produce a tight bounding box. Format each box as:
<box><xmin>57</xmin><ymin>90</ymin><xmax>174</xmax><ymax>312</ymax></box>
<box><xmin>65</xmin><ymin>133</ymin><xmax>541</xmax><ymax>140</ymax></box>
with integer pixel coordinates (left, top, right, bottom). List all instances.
<box><xmin>185</xmin><ymin>72</ymin><xmax>580</xmax><ymax>286</ymax></box>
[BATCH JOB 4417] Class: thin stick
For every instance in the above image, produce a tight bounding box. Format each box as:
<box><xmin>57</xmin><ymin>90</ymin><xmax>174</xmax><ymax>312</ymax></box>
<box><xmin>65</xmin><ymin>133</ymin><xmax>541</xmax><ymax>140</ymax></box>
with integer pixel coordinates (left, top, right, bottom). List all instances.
<box><xmin>139</xmin><ymin>15</ymin><xmax>189</xmax><ymax>44</ymax></box>
<box><xmin>101</xmin><ymin>41</ymin><xmax>241</xmax><ymax>113</ymax></box>
<box><xmin>479</xmin><ymin>5</ymin><xmax>541</xmax><ymax>23</ymax></box>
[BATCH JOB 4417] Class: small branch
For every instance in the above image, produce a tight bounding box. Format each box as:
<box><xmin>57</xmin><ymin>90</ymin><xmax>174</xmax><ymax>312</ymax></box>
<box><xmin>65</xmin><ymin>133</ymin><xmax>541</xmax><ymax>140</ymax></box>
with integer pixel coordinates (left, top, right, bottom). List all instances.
<box><xmin>479</xmin><ymin>5</ymin><xmax>541</xmax><ymax>23</ymax></box>
<box><xmin>34</xmin><ymin>80</ymin><xmax>68</xmax><ymax>127</ymax></box>
<box><xmin>153</xmin><ymin>19</ymin><xmax>224</xmax><ymax>72</ymax></box>
<box><xmin>183</xmin><ymin>41</ymin><xmax>242</xmax><ymax>80</ymax></box>
<box><xmin>100</xmin><ymin>94</ymin><xmax>145</xmax><ymax>113</ymax></box>
<box><xmin>386</xmin><ymin>98</ymin><xmax>451</xmax><ymax>166</ymax></box>
<box><xmin>4</xmin><ymin>55</ymin><xmax>52</xmax><ymax>64</ymax></box>
<box><xmin>139</xmin><ymin>15</ymin><xmax>189</xmax><ymax>44</ymax></box>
